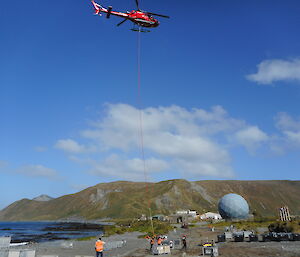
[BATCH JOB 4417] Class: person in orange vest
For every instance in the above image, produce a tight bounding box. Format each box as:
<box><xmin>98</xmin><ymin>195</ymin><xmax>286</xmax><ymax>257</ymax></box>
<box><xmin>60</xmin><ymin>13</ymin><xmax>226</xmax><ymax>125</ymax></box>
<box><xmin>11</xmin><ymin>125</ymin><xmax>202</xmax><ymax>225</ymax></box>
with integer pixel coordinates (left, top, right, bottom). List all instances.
<box><xmin>150</xmin><ymin>237</ymin><xmax>155</xmax><ymax>250</ymax></box>
<box><xmin>157</xmin><ymin>237</ymin><xmax>162</xmax><ymax>245</ymax></box>
<box><xmin>95</xmin><ymin>237</ymin><xmax>105</xmax><ymax>257</ymax></box>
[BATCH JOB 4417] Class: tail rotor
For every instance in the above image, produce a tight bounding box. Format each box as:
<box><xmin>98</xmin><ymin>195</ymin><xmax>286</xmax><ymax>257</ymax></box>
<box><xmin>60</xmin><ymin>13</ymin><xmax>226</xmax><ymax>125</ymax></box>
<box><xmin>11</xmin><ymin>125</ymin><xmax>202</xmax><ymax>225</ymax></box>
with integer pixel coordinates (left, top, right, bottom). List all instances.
<box><xmin>106</xmin><ymin>6</ymin><xmax>112</xmax><ymax>18</ymax></box>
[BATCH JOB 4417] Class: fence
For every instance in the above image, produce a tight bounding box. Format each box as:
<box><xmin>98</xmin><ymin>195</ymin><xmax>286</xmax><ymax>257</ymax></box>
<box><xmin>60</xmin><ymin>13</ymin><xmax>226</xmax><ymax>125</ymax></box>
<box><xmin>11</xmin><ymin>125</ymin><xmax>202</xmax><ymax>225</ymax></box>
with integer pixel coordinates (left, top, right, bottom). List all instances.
<box><xmin>0</xmin><ymin>250</ymin><xmax>9</xmax><ymax>257</ymax></box>
<box><xmin>6</xmin><ymin>250</ymin><xmax>35</xmax><ymax>257</ymax></box>
<box><xmin>104</xmin><ymin>240</ymin><xmax>126</xmax><ymax>250</ymax></box>
<box><xmin>0</xmin><ymin>237</ymin><xmax>11</xmax><ymax>249</ymax></box>
<box><xmin>0</xmin><ymin>237</ymin><xmax>11</xmax><ymax>257</ymax></box>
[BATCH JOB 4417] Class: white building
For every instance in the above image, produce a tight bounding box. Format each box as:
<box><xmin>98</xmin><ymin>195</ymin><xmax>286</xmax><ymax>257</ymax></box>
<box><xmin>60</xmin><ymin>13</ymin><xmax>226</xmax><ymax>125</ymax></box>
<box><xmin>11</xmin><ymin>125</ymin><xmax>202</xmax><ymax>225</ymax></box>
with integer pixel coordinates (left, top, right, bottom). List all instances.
<box><xmin>200</xmin><ymin>212</ymin><xmax>222</xmax><ymax>220</ymax></box>
<box><xmin>176</xmin><ymin>210</ymin><xmax>198</xmax><ymax>218</ymax></box>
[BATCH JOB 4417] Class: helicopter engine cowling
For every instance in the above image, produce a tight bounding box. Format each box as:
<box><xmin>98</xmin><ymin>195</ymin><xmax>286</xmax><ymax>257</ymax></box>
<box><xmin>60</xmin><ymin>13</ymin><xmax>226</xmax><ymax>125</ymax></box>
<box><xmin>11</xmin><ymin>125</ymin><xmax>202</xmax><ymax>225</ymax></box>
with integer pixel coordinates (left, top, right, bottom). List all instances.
<box><xmin>106</xmin><ymin>6</ymin><xmax>112</xmax><ymax>18</ymax></box>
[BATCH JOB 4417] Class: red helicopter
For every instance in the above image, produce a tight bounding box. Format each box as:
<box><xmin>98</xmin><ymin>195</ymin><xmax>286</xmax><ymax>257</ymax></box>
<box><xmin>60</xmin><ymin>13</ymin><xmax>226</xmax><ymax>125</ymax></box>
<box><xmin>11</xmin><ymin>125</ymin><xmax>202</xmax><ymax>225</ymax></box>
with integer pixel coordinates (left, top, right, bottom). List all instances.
<box><xmin>91</xmin><ymin>0</ymin><xmax>169</xmax><ymax>32</ymax></box>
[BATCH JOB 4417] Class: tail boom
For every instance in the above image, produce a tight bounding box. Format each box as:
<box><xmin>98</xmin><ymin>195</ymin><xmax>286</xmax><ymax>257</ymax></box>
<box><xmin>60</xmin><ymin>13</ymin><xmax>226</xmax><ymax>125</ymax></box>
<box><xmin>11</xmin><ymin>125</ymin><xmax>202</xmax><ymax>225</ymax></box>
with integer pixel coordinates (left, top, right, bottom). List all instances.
<box><xmin>91</xmin><ymin>0</ymin><xmax>106</xmax><ymax>15</ymax></box>
<box><xmin>91</xmin><ymin>1</ymin><xmax>128</xmax><ymax>18</ymax></box>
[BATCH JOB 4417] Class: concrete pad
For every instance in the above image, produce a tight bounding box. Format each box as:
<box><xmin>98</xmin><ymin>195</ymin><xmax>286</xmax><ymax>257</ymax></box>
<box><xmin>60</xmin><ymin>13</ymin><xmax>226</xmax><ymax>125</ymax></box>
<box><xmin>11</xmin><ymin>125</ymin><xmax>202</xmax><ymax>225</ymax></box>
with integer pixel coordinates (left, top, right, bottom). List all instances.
<box><xmin>19</xmin><ymin>250</ymin><xmax>35</xmax><ymax>257</ymax></box>
<box><xmin>8</xmin><ymin>251</ymin><xmax>20</xmax><ymax>257</ymax></box>
<box><xmin>37</xmin><ymin>255</ymin><xmax>58</xmax><ymax>257</ymax></box>
<box><xmin>0</xmin><ymin>250</ymin><xmax>9</xmax><ymax>257</ymax></box>
<box><xmin>0</xmin><ymin>237</ymin><xmax>11</xmax><ymax>248</ymax></box>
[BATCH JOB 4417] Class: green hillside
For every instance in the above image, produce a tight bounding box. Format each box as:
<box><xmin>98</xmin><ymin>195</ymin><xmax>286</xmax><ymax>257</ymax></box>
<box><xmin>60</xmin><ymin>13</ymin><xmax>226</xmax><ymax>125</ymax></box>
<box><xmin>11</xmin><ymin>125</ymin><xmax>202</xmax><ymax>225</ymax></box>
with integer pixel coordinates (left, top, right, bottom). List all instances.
<box><xmin>0</xmin><ymin>180</ymin><xmax>299</xmax><ymax>221</ymax></box>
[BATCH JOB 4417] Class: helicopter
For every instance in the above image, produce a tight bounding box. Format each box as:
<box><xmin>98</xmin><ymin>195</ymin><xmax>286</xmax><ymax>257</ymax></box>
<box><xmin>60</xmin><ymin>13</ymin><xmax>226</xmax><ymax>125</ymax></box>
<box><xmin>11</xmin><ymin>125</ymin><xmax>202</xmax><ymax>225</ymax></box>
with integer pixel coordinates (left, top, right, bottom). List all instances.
<box><xmin>91</xmin><ymin>0</ymin><xmax>169</xmax><ymax>32</ymax></box>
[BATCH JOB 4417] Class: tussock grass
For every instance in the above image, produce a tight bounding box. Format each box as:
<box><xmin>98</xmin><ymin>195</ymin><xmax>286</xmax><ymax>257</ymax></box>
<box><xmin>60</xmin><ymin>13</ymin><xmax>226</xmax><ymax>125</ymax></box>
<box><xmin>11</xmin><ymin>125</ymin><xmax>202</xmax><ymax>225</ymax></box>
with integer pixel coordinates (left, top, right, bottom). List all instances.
<box><xmin>103</xmin><ymin>219</ymin><xmax>173</xmax><ymax>237</ymax></box>
<box><xmin>212</xmin><ymin>217</ymin><xmax>300</xmax><ymax>233</ymax></box>
<box><xmin>76</xmin><ymin>235</ymin><xmax>97</xmax><ymax>241</ymax></box>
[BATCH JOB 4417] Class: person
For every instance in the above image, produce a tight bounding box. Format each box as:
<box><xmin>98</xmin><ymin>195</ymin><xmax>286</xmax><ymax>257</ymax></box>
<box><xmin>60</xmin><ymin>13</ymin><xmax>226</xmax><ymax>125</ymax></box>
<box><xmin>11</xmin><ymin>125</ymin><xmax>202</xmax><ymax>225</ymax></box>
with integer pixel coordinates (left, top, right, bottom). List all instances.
<box><xmin>182</xmin><ymin>235</ymin><xmax>187</xmax><ymax>250</ymax></box>
<box><xmin>150</xmin><ymin>237</ymin><xmax>155</xmax><ymax>250</ymax></box>
<box><xmin>169</xmin><ymin>240</ymin><xmax>174</xmax><ymax>249</ymax></box>
<box><xmin>95</xmin><ymin>237</ymin><xmax>105</xmax><ymax>257</ymax></box>
<box><xmin>157</xmin><ymin>237</ymin><xmax>162</xmax><ymax>245</ymax></box>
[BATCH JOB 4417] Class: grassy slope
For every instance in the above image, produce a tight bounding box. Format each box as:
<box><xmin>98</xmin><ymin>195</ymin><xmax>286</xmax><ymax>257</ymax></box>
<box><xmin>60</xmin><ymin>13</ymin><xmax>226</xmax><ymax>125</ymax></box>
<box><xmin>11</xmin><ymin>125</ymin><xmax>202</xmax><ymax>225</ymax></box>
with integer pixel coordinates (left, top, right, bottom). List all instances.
<box><xmin>198</xmin><ymin>180</ymin><xmax>300</xmax><ymax>216</ymax></box>
<box><xmin>0</xmin><ymin>180</ymin><xmax>299</xmax><ymax>221</ymax></box>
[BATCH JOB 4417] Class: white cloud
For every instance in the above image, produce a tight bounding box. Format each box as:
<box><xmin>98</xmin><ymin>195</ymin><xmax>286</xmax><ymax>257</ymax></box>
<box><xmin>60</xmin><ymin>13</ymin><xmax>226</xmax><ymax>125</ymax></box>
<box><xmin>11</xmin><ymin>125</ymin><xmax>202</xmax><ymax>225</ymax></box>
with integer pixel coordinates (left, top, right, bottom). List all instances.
<box><xmin>56</xmin><ymin>104</ymin><xmax>283</xmax><ymax>180</ymax></box>
<box><xmin>247</xmin><ymin>58</ymin><xmax>300</xmax><ymax>84</ymax></box>
<box><xmin>55</xmin><ymin>139</ymin><xmax>96</xmax><ymax>153</ymax></box>
<box><xmin>34</xmin><ymin>146</ymin><xmax>47</xmax><ymax>152</ymax></box>
<box><xmin>71</xmin><ymin>104</ymin><xmax>256</xmax><ymax>179</ymax></box>
<box><xmin>0</xmin><ymin>160</ymin><xmax>8</xmax><ymax>169</ymax></box>
<box><xmin>274</xmin><ymin>112</ymin><xmax>300</xmax><ymax>149</ymax></box>
<box><xmin>82</xmin><ymin>104</ymin><xmax>245</xmax><ymax>150</ymax></box>
<box><xmin>283</xmin><ymin>131</ymin><xmax>300</xmax><ymax>144</ymax></box>
<box><xmin>0</xmin><ymin>162</ymin><xmax>59</xmax><ymax>180</ymax></box>
<box><xmin>87</xmin><ymin>155</ymin><xmax>169</xmax><ymax>181</ymax></box>
<box><xmin>234</xmin><ymin>126</ymin><xmax>269</xmax><ymax>152</ymax></box>
<box><xmin>70</xmin><ymin>184</ymin><xmax>91</xmax><ymax>192</ymax></box>
<box><xmin>275</xmin><ymin>112</ymin><xmax>300</xmax><ymax>132</ymax></box>
<box><xmin>16</xmin><ymin>164</ymin><xmax>59</xmax><ymax>180</ymax></box>
<box><xmin>175</xmin><ymin>158</ymin><xmax>233</xmax><ymax>178</ymax></box>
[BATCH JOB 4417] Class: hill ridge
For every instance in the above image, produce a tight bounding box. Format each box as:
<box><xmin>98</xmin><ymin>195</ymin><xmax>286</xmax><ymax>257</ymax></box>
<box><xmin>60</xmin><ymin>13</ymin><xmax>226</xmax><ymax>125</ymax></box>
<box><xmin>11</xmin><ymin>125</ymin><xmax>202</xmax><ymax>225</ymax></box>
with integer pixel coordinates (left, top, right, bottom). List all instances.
<box><xmin>0</xmin><ymin>179</ymin><xmax>299</xmax><ymax>221</ymax></box>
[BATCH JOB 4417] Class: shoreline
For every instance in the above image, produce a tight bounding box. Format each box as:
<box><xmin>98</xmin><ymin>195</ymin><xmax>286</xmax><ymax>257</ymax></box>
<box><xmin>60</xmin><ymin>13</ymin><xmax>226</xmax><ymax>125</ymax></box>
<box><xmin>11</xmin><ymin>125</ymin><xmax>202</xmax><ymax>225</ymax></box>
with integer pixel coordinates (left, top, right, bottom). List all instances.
<box><xmin>10</xmin><ymin>231</ymin><xmax>148</xmax><ymax>257</ymax></box>
<box><xmin>0</xmin><ymin>220</ymin><xmax>115</xmax><ymax>225</ymax></box>
<box><xmin>0</xmin><ymin>221</ymin><xmax>110</xmax><ymax>244</ymax></box>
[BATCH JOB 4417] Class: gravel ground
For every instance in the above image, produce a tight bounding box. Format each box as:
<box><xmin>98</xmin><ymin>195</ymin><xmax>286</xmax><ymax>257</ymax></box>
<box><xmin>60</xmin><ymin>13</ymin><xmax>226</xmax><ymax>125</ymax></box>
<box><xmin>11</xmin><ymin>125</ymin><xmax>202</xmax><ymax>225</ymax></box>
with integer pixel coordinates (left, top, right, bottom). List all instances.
<box><xmin>9</xmin><ymin>226</ymin><xmax>300</xmax><ymax>257</ymax></box>
<box><xmin>217</xmin><ymin>241</ymin><xmax>300</xmax><ymax>257</ymax></box>
<box><xmin>10</xmin><ymin>232</ymin><xmax>147</xmax><ymax>257</ymax></box>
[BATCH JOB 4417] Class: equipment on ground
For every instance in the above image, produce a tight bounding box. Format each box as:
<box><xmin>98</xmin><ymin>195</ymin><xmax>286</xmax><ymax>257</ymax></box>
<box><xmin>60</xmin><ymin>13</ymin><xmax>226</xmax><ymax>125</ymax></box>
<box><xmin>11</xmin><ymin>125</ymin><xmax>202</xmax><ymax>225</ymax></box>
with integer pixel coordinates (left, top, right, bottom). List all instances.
<box><xmin>218</xmin><ymin>231</ymin><xmax>257</xmax><ymax>242</ymax></box>
<box><xmin>202</xmin><ymin>243</ymin><xmax>219</xmax><ymax>256</ymax></box>
<box><xmin>218</xmin><ymin>231</ymin><xmax>300</xmax><ymax>243</ymax></box>
<box><xmin>292</xmin><ymin>233</ymin><xmax>300</xmax><ymax>241</ymax></box>
<box><xmin>224</xmin><ymin>232</ymin><xmax>233</xmax><ymax>240</ymax></box>
<box><xmin>91</xmin><ymin>0</ymin><xmax>169</xmax><ymax>32</ymax></box>
<box><xmin>233</xmin><ymin>233</ymin><xmax>244</xmax><ymax>242</ymax></box>
<box><xmin>152</xmin><ymin>244</ymin><xmax>170</xmax><ymax>255</ymax></box>
<box><xmin>262</xmin><ymin>232</ymin><xmax>300</xmax><ymax>242</ymax></box>
<box><xmin>217</xmin><ymin>234</ymin><xmax>225</xmax><ymax>242</ymax></box>
<box><xmin>242</xmin><ymin>231</ymin><xmax>253</xmax><ymax>239</ymax></box>
<box><xmin>249</xmin><ymin>234</ymin><xmax>258</xmax><ymax>242</ymax></box>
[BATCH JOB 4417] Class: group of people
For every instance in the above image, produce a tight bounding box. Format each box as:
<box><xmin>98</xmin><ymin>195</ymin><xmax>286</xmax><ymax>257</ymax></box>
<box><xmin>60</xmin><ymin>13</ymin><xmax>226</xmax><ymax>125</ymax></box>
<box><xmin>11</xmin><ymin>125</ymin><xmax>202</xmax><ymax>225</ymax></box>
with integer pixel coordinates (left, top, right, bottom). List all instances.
<box><xmin>147</xmin><ymin>234</ymin><xmax>187</xmax><ymax>251</ymax></box>
<box><xmin>95</xmin><ymin>234</ymin><xmax>187</xmax><ymax>256</ymax></box>
<box><xmin>146</xmin><ymin>235</ymin><xmax>168</xmax><ymax>250</ymax></box>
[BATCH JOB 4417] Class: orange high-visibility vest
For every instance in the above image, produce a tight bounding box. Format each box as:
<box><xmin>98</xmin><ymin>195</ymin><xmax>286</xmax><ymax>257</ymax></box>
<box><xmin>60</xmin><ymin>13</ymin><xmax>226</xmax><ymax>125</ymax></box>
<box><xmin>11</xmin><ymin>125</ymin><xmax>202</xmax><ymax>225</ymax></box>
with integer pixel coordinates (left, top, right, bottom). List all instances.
<box><xmin>157</xmin><ymin>238</ymin><xmax>162</xmax><ymax>245</ymax></box>
<box><xmin>95</xmin><ymin>240</ymin><xmax>104</xmax><ymax>252</ymax></box>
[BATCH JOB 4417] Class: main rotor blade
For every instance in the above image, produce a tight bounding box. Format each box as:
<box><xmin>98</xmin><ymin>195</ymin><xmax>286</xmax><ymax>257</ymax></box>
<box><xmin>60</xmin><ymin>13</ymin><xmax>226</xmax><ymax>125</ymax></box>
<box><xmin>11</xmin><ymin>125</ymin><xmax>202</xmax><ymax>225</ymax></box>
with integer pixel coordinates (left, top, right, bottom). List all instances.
<box><xmin>147</xmin><ymin>12</ymin><xmax>170</xmax><ymax>18</ymax></box>
<box><xmin>135</xmin><ymin>0</ymin><xmax>140</xmax><ymax>10</ymax></box>
<box><xmin>117</xmin><ymin>19</ymin><xmax>128</xmax><ymax>26</ymax></box>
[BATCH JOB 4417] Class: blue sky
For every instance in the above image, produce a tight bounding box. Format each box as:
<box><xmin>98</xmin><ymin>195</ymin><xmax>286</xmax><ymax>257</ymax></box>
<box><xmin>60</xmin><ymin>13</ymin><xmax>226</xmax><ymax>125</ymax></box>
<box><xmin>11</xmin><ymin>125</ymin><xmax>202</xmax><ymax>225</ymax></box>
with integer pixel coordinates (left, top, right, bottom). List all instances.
<box><xmin>1</xmin><ymin>0</ymin><xmax>300</xmax><ymax>209</ymax></box>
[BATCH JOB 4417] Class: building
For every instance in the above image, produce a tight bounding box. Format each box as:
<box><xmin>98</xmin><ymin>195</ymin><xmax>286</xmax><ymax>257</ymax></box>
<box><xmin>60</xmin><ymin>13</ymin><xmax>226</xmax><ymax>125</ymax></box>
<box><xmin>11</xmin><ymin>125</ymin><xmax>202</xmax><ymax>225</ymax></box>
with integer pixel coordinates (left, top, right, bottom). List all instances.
<box><xmin>167</xmin><ymin>210</ymin><xmax>198</xmax><ymax>223</ymax></box>
<box><xmin>176</xmin><ymin>210</ymin><xmax>198</xmax><ymax>218</ymax></box>
<box><xmin>139</xmin><ymin>214</ymin><xmax>147</xmax><ymax>221</ymax></box>
<box><xmin>152</xmin><ymin>214</ymin><xmax>166</xmax><ymax>221</ymax></box>
<box><xmin>200</xmin><ymin>212</ymin><xmax>222</xmax><ymax>220</ymax></box>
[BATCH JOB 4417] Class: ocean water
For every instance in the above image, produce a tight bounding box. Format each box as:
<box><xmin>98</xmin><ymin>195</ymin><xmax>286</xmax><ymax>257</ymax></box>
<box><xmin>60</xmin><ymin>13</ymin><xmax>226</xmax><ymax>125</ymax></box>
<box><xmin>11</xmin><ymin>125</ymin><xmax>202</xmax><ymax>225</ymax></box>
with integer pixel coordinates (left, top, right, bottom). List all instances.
<box><xmin>0</xmin><ymin>222</ymin><xmax>102</xmax><ymax>243</ymax></box>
